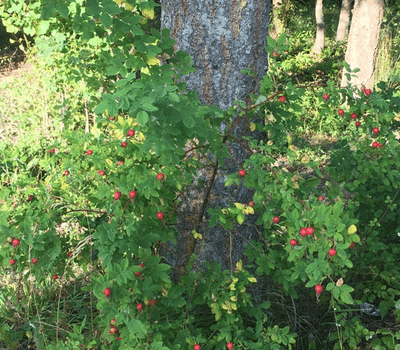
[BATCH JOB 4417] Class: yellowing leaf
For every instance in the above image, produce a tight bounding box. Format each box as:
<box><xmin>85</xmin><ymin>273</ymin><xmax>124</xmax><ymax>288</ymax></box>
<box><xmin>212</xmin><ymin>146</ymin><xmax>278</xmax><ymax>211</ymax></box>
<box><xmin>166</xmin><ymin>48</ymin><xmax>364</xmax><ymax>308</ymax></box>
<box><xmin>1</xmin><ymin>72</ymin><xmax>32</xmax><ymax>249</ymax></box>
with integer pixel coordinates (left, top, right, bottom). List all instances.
<box><xmin>146</xmin><ymin>56</ymin><xmax>160</xmax><ymax>66</ymax></box>
<box><xmin>242</xmin><ymin>206</ymin><xmax>254</xmax><ymax>215</ymax></box>
<box><xmin>234</xmin><ymin>202</ymin><xmax>244</xmax><ymax>210</ymax></box>
<box><xmin>250</xmin><ymin>122</ymin><xmax>256</xmax><ymax>132</ymax></box>
<box><xmin>267</xmin><ymin>140</ymin><xmax>274</xmax><ymax>145</ymax></box>
<box><xmin>237</xmin><ymin>213</ymin><xmax>245</xmax><ymax>225</ymax></box>
<box><xmin>288</xmin><ymin>145</ymin><xmax>298</xmax><ymax>151</ymax></box>
<box><xmin>287</xmin><ymin>134</ymin><xmax>292</xmax><ymax>145</ymax></box>
<box><xmin>348</xmin><ymin>224</ymin><xmax>357</xmax><ymax>235</ymax></box>
<box><xmin>301</xmin><ymin>155</ymin><xmax>310</xmax><ymax>164</ymax></box>
<box><xmin>230</xmin><ymin>296</ymin><xmax>238</xmax><ymax>301</ymax></box>
<box><xmin>235</xmin><ymin>260</ymin><xmax>243</xmax><ymax>272</ymax></box>
<box><xmin>248</xmin><ymin>277</ymin><xmax>257</xmax><ymax>283</ymax></box>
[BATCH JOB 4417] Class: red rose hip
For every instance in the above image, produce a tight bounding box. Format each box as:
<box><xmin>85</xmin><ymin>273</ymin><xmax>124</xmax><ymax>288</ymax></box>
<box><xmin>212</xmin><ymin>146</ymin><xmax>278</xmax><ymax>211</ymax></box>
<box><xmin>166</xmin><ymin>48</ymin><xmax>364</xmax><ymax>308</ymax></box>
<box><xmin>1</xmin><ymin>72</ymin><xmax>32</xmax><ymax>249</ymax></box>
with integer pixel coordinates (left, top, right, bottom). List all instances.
<box><xmin>157</xmin><ymin>211</ymin><xmax>164</xmax><ymax>220</ymax></box>
<box><xmin>104</xmin><ymin>288</ymin><xmax>111</xmax><ymax>297</ymax></box>
<box><xmin>12</xmin><ymin>238</ymin><xmax>20</xmax><ymax>247</ymax></box>
<box><xmin>315</xmin><ymin>284</ymin><xmax>323</xmax><ymax>294</ymax></box>
<box><xmin>328</xmin><ymin>249</ymin><xmax>337</xmax><ymax>256</ymax></box>
<box><xmin>127</xmin><ymin>129</ymin><xmax>135</xmax><ymax>137</ymax></box>
<box><xmin>338</xmin><ymin>109</ymin><xmax>344</xmax><ymax>116</ymax></box>
<box><xmin>157</xmin><ymin>173</ymin><xmax>165</xmax><ymax>181</ymax></box>
<box><xmin>129</xmin><ymin>191</ymin><xmax>136</xmax><ymax>199</ymax></box>
<box><xmin>227</xmin><ymin>342</ymin><xmax>233</xmax><ymax>350</ymax></box>
<box><xmin>114</xmin><ymin>191</ymin><xmax>121</xmax><ymax>200</ymax></box>
<box><xmin>272</xmin><ymin>216</ymin><xmax>280</xmax><ymax>224</ymax></box>
<box><xmin>290</xmin><ymin>239</ymin><xmax>298</xmax><ymax>246</ymax></box>
<box><xmin>238</xmin><ymin>169</ymin><xmax>246</xmax><ymax>177</ymax></box>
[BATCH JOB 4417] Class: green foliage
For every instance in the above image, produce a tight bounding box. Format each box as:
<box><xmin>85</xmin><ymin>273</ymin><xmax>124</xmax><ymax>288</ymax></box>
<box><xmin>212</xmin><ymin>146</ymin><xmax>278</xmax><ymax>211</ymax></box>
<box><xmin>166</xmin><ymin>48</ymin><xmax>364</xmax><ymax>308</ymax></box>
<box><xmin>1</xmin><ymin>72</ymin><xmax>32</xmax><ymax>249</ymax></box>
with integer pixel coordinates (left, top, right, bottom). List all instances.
<box><xmin>0</xmin><ymin>1</ymin><xmax>400</xmax><ymax>349</ymax></box>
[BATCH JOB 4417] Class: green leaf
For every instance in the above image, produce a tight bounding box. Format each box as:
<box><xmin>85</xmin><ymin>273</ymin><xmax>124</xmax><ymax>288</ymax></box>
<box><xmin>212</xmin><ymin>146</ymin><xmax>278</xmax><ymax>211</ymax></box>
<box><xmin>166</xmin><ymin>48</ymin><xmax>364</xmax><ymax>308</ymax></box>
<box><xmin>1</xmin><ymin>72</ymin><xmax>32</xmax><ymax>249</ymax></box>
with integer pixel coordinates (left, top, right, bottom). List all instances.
<box><xmin>100</xmin><ymin>12</ymin><xmax>113</xmax><ymax>28</ymax></box>
<box><xmin>56</xmin><ymin>1</ymin><xmax>69</xmax><ymax>19</ymax></box>
<box><xmin>340</xmin><ymin>291</ymin><xmax>354</xmax><ymax>304</ymax></box>
<box><xmin>237</xmin><ymin>213</ymin><xmax>245</xmax><ymax>225</ymax></box>
<box><xmin>137</xmin><ymin>110</ymin><xmax>149</xmax><ymax>125</ymax></box>
<box><xmin>183</xmin><ymin>115</ymin><xmax>196</xmax><ymax>128</ymax></box>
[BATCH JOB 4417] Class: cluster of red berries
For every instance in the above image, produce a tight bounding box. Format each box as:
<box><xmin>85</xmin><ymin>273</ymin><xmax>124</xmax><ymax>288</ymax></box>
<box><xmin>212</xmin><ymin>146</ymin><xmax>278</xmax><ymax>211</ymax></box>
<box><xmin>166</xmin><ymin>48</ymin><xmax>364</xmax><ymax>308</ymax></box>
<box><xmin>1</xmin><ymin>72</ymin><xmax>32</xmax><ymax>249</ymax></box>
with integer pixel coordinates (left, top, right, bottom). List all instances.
<box><xmin>300</xmin><ymin>226</ymin><xmax>314</xmax><ymax>237</ymax></box>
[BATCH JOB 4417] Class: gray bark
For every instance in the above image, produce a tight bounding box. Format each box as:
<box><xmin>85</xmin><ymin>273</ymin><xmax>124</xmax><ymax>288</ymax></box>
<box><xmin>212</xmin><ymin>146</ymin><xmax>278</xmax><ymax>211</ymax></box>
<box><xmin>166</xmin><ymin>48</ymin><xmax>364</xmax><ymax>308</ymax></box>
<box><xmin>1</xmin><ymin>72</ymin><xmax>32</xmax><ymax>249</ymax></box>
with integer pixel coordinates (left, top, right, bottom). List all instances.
<box><xmin>160</xmin><ymin>0</ymin><xmax>270</xmax><ymax>278</ymax></box>
<box><xmin>336</xmin><ymin>0</ymin><xmax>353</xmax><ymax>42</ymax></box>
<box><xmin>312</xmin><ymin>0</ymin><xmax>325</xmax><ymax>55</ymax></box>
<box><xmin>340</xmin><ymin>0</ymin><xmax>384</xmax><ymax>89</ymax></box>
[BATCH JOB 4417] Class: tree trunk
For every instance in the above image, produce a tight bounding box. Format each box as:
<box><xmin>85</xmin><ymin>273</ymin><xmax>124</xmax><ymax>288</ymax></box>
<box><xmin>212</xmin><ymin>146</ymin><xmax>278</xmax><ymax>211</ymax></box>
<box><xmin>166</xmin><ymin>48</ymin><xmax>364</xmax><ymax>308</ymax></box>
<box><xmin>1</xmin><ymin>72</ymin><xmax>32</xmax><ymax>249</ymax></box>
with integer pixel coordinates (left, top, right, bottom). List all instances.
<box><xmin>312</xmin><ymin>0</ymin><xmax>325</xmax><ymax>55</ymax></box>
<box><xmin>336</xmin><ymin>0</ymin><xmax>353</xmax><ymax>42</ymax></box>
<box><xmin>270</xmin><ymin>0</ymin><xmax>284</xmax><ymax>40</ymax></box>
<box><xmin>340</xmin><ymin>0</ymin><xmax>384</xmax><ymax>89</ymax></box>
<box><xmin>160</xmin><ymin>0</ymin><xmax>270</xmax><ymax>278</ymax></box>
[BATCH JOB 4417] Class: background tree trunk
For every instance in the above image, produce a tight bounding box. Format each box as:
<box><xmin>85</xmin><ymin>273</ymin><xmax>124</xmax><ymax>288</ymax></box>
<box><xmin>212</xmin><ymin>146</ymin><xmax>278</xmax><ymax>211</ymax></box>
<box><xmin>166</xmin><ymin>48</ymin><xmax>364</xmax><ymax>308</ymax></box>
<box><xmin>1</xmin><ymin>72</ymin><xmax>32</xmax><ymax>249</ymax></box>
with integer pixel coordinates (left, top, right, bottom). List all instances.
<box><xmin>269</xmin><ymin>0</ymin><xmax>284</xmax><ymax>40</ymax></box>
<box><xmin>336</xmin><ymin>0</ymin><xmax>353</xmax><ymax>42</ymax></box>
<box><xmin>312</xmin><ymin>0</ymin><xmax>325</xmax><ymax>54</ymax></box>
<box><xmin>340</xmin><ymin>0</ymin><xmax>384</xmax><ymax>89</ymax></box>
<box><xmin>160</xmin><ymin>0</ymin><xmax>270</xmax><ymax>278</ymax></box>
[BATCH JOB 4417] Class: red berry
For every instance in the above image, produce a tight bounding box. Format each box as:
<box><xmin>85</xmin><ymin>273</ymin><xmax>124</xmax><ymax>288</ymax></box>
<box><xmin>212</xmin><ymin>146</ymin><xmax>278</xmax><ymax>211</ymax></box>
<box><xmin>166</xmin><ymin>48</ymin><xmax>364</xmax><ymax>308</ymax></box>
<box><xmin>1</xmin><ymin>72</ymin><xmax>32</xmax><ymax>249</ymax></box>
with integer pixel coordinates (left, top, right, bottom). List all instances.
<box><xmin>318</xmin><ymin>195</ymin><xmax>323</xmax><ymax>201</ymax></box>
<box><xmin>98</xmin><ymin>170</ymin><xmax>105</xmax><ymax>176</ymax></box>
<box><xmin>194</xmin><ymin>345</ymin><xmax>201</xmax><ymax>350</ymax></box>
<box><xmin>117</xmin><ymin>161</ymin><xmax>124</xmax><ymax>166</ymax></box>
<box><xmin>338</xmin><ymin>109</ymin><xmax>344</xmax><ymax>116</ymax></box>
<box><xmin>300</xmin><ymin>228</ymin><xmax>308</xmax><ymax>237</ymax></box>
<box><xmin>53</xmin><ymin>274</ymin><xmax>58</xmax><ymax>280</ymax></box>
<box><xmin>351</xmin><ymin>113</ymin><xmax>357</xmax><ymax>119</ymax></box>
<box><xmin>10</xmin><ymin>258</ymin><xmax>16</xmax><ymax>265</ymax></box>
<box><xmin>48</xmin><ymin>149</ymin><xmax>55</xmax><ymax>153</ymax></box>
<box><xmin>110</xmin><ymin>318</ymin><xmax>116</xmax><ymax>325</ymax></box>
<box><xmin>238</xmin><ymin>169</ymin><xmax>246</xmax><ymax>177</ymax></box>
<box><xmin>109</xmin><ymin>326</ymin><xmax>117</xmax><ymax>334</ymax></box>
<box><xmin>322</xmin><ymin>94</ymin><xmax>329</xmax><ymax>100</ymax></box>
<box><xmin>86</xmin><ymin>150</ymin><xmax>93</xmax><ymax>155</ymax></box>
<box><xmin>306</xmin><ymin>227</ymin><xmax>314</xmax><ymax>235</ymax></box>
<box><xmin>355</xmin><ymin>121</ymin><xmax>361</xmax><ymax>127</ymax></box>
<box><xmin>364</xmin><ymin>88</ymin><xmax>371</xmax><ymax>96</ymax></box>
<box><xmin>290</xmin><ymin>239</ymin><xmax>298</xmax><ymax>246</ymax></box>
<box><xmin>149</xmin><ymin>299</ymin><xmax>157</xmax><ymax>306</ymax></box>
<box><xmin>121</xmin><ymin>141</ymin><xmax>127</xmax><ymax>148</ymax></box>
<box><xmin>27</xmin><ymin>195</ymin><xmax>34</xmax><ymax>201</ymax></box>
<box><xmin>227</xmin><ymin>342</ymin><xmax>233</xmax><ymax>350</ymax></box>
<box><xmin>127</xmin><ymin>129</ymin><xmax>135</xmax><ymax>137</ymax></box>
<box><xmin>116</xmin><ymin>337</ymin><xmax>122</xmax><ymax>341</ymax></box>
<box><xmin>67</xmin><ymin>251</ymin><xmax>72</xmax><ymax>257</ymax></box>
<box><xmin>136</xmin><ymin>303</ymin><xmax>143</xmax><ymax>311</ymax></box>
<box><xmin>104</xmin><ymin>287</ymin><xmax>111</xmax><ymax>297</ymax></box>
<box><xmin>109</xmin><ymin>116</ymin><xmax>115</xmax><ymax>121</ymax></box>
<box><xmin>315</xmin><ymin>284</ymin><xmax>323</xmax><ymax>294</ymax></box>
<box><xmin>377</xmin><ymin>142</ymin><xmax>383</xmax><ymax>148</ymax></box>
<box><xmin>272</xmin><ymin>216</ymin><xmax>280</xmax><ymax>224</ymax></box>
<box><xmin>63</xmin><ymin>170</ymin><xmax>69</xmax><ymax>176</ymax></box>
<box><xmin>32</xmin><ymin>258</ymin><xmax>38</xmax><ymax>264</ymax></box>
<box><xmin>272</xmin><ymin>51</ymin><xmax>279</xmax><ymax>57</ymax></box>
<box><xmin>372</xmin><ymin>127</ymin><xmax>379</xmax><ymax>135</ymax></box>
<box><xmin>249</xmin><ymin>201</ymin><xmax>254</xmax><ymax>207</ymax></box>
<box><xmin>114</xmin><ymin>191</ymin><xmax>121</xmax><ymax>200</ymax></box>
<box><xmin>328</xmin><ymin>249</ymin><xmax>337</xmax><ymax>256</ymax></box>
<box><xmin>129</xmin><ymin>191</ymin><xmax>137</xmax><ymax>199</ymax></box>
<box><xmin>349</xmin><ymin>242</ymin><xmax>355</xmax><ymax>249</ymax></box>
<box><xmin>157</xmin><ymin>173</ymin><xmax>165</xmax><ymax>181</ymax></box>
<box><xmin>157</xmin><ymin>211</ymin><xmax>164</xmax><ymax>220</ymax></box>
<box><xmin>135</xmin><ymin>263</ymin><xmax>144</xmax><ymax>276</ymax></box>
<box><xmin>372</xmin><ymin>141</ymin><xmax>378</xmax><ymax>149</ymax></box>
<box><xmin>12</xmin><ymin>238</ymin><xmax>20</xmax><ymax>247</ymax></box>
<box><xmin>279</xmin><ymin>96</ymin><xmax>286</xmax><ymax>103</ymax></box>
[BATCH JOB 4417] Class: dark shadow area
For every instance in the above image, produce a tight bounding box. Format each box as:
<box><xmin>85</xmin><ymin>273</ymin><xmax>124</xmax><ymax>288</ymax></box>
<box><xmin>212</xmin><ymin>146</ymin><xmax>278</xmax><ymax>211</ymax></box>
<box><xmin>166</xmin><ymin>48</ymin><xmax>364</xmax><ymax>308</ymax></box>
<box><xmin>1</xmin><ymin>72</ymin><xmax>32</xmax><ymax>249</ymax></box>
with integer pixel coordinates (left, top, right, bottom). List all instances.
<box><xmin>0</xmin><ymin>18</ymin><xmax>27</xmax><ymax>74</ymax></box>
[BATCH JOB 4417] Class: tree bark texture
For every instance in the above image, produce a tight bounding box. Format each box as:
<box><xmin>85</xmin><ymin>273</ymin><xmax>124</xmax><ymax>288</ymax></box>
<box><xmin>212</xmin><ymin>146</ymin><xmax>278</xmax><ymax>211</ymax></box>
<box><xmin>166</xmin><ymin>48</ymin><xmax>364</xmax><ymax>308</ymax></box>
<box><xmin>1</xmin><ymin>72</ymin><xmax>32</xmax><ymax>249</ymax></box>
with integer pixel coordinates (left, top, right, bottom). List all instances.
<box><xmin>336</xmin><ymin>0</ymin><xmax>353</xmax><ymax>42</ymax></box>
<box><xmin>160</xmin><ymin>0</ymin><xmax>270</xmax><ymax>279</ymax></box>
<box><xmin>340</xmin><ymin>0</ymin><xmax>384</xmax><ymax>89</ymax></box>
<box><xmin>312</xmin><ymin>0</ymin><xmax>325</xmax><ymax>55</ymax></box>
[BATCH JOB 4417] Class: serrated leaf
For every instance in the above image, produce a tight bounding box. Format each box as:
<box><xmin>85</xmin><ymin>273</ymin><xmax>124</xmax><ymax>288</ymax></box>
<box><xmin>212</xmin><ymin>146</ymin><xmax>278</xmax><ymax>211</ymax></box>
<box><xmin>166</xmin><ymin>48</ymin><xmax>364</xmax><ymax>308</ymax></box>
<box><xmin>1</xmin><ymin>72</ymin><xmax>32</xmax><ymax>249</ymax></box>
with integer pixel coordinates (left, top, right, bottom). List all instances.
<box><xmin>137</xmin><ymin>110</ymin><xmax>149</xmax><ymax>125</ymax></box>
<box><xmin>340</xmin><ymin>291</ymin><xmax>354</xmax><ymax>304</ymax></box>
<box><xmin>183</xmin><ymin>115</ymin><xmax>196</xmax><ymax>128</ymax></box>
<box><xmin>348</xmin><ymin>224</ymin><xmax>357</xmax><ymax>235</ymax></box>
<box><xmin>237</xmin><ymin>213</ymin><xmax>245</xmax><ymax>225</ymax></box>
<box><xmin>234</xmin><ymin>202</ymin><xmax>244</xmax><ymax>210</ymax></box>
<box><xmin>250</xmin><ymin>122</ymin><xmax>256</xmax><ymax>132</ymax></box>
